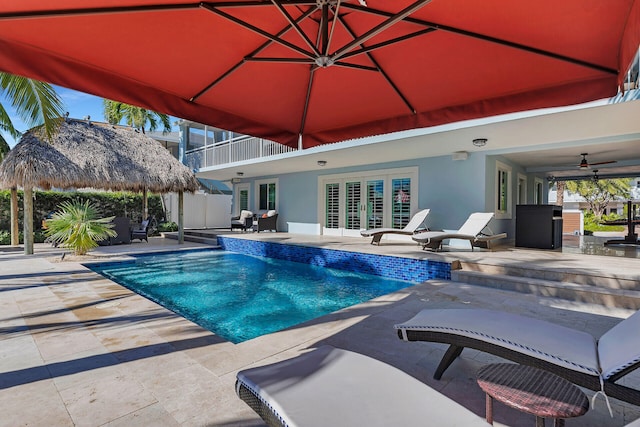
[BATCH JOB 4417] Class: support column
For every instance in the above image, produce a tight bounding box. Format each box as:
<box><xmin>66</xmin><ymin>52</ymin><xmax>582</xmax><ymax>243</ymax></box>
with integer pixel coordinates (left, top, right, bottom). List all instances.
<box><xmin>178</xmin><ymin>191</ymin><xmax>184</xmax><ymax>244</ymax></box>
<box><xmin>10</xmin><ymin>187</ymin><xmax>19</xmax><ymax>246</ymax></box>
<box><xmin>23</xmin><ymin>187</ymin><xmax>34</xmax><ymax>255</ymax></box>
<box><xmin>142</xmin><ymin>187</ymin><xmax>148</xmax><ymax>220</ymax></box>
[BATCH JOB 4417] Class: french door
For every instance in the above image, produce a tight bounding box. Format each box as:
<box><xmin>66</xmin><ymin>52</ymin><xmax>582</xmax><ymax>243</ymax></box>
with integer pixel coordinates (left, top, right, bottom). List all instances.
<box><xmin>321</xmin><ymin>168</ymin><xmax>417</xmax><ymax>237</ymax></box>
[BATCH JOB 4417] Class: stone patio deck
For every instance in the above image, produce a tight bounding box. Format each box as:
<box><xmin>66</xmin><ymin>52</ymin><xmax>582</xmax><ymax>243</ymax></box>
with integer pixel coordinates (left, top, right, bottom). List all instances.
<box><xmin>1</xmin><ymin>235</ymin><xmax>639</xmax><ymax>426</ymax></box>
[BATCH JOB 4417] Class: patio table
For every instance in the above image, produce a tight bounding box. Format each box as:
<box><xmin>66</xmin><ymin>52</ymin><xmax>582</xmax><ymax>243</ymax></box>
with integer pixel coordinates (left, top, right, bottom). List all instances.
<box><xmin>477</xmin><ymin>363</ymin><xmax>589</xmax><ymax>427</ymax></box>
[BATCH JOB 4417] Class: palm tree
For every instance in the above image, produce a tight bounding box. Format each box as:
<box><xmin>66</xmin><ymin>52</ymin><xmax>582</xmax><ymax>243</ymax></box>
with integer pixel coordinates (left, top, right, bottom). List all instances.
<box><xmin>0</xmin><ymin>72</ymin><xmax>65</xmax><ymax>143</ymax></box>
<box><xmin>1</xmin><ymin>72</ymin><xmax>65</xmax><ymax>250</ymax></box>
<box><xmin>103</xmin><ymin>99</ymin><xmax>171</xmax><ymax>134</ymax></box>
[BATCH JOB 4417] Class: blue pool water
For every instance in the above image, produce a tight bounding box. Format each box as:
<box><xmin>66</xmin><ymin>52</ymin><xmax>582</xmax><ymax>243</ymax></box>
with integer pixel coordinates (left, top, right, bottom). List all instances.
<box><xmin>89</xmin><ymin>250</ymin><xmax>414</xmax><ymax>343</ymax></box>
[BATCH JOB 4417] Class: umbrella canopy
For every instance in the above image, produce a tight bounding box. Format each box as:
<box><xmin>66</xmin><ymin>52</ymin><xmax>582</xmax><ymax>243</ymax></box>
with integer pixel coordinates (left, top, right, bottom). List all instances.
<box><xmin>0</xmin><ymin>119</ymin><xmax>199</xmax><ymax>193</ymax></box>
<box><xmin>0</xmin><ymin>1</ymin><xmax>638</xmax><ymax>148</ymax></box>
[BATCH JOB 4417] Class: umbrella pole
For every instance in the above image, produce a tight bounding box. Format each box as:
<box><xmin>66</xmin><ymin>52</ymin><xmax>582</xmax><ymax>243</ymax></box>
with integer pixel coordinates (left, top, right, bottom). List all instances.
<box><xmin>23</xmin><ymin>187</ymin><xmax>34</xmax><ymax>255</ymax></box>
<box><xmin>178</xmin><ymin>191</ymin><xmax>184</xmax><ymax>244</ymax></box>
<box><xmin>10</xmin><ymin>187</ymin><xmax>19</xmax><ymax>246</ymax></box>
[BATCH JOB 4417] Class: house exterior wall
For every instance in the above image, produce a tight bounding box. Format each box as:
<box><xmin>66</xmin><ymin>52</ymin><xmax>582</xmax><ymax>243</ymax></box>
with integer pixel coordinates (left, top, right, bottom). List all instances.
<box><xmin>230</xmin><ymin>151</ymin><xmax>543</xmax><ymax>238</ymax></box>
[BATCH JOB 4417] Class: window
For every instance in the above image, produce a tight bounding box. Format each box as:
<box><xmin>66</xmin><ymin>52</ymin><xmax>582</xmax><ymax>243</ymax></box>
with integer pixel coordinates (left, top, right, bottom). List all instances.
<box><xmin>366</xmin><ymin>180</ymin><xmax>384</xmax><ymax>229</ymax></box>
<box><xmin>186</xmin><ymin>127</ymin><xmax>205</xmax><ymax>152</ymax></box>
<box><xmin>495</xmin><ymin>161</ymin><xmax>512</xmax><ymax>219</ymax></box>
<box><xmin>256</xmin><ymin>179</ymin><xmax>277</xmax><ymax>211</ymax></box>
<box><xmin>392</xmin><ymin>178</ymin><xmax>411</xmax><ymax>229</ymax></box>
<box><xmin>235</xmin><ymin>183</ymin><xmax>250</xmax><ymax>215</ymax></box>
<box><xmin>534</xmin><ymin>178</ymin><xmax>544</xmax><ymax>205</ymax></box>
<box><xmin>239</xmin><ymin>189</ymin><xmax>249</xmax><ymax>211</ymax></box>
<box><xmin>325</xmin><ymin>183</ymin><xmax>340</xmax><ymax>228</ymax></box>
<box><xmin>345</xmin><ymin>181</ymin><xmax>362</xmax><ymax>230</ymax></box>
<box><xmin>517</xmin><ymin>174</ymin><xmax>527</xmax><ymax>204</ymax></box>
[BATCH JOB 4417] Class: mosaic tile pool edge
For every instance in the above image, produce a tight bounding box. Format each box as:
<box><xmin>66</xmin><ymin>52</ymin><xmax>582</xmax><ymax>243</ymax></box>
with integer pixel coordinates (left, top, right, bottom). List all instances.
<box><xmin>217</xmin><ymin>236</ymin><xmax>451</xmax><ymax>282</ymax></box>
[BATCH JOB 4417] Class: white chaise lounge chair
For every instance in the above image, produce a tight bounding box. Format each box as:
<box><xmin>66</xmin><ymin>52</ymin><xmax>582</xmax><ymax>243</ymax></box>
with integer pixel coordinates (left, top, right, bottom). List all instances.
<box><xmin>236</xmin><ymin>345</ymin><xmax>491</xmax><ymax>427</ymax></box>
<box><xmin>395</xmin><ymin>308</ymin><xmax>640</xmax><ymax>405</ymax></box>
<box><xmin>360</xmin><ymin>208</ymin><xmax>430</xmax><ymax>245</ymax></box>
<box><xmin>411</xmin><ymin>212</ymin><xmax>505</xmax><ymax>251</ymax></box>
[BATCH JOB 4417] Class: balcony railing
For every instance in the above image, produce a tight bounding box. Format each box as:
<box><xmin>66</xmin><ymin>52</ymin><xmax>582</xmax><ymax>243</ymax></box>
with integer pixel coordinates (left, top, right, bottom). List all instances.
<box><xmin>185</xmin><ymin>135</ymin><xmax>297</xmax><ymax>170</ymax></box>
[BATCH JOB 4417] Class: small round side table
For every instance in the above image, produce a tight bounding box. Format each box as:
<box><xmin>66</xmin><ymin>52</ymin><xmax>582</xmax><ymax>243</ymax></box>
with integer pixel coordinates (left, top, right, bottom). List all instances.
<box><xmin>477</xmin><ymin>363</ymin><xmax>589</xmax><ymax>427</ymax></box>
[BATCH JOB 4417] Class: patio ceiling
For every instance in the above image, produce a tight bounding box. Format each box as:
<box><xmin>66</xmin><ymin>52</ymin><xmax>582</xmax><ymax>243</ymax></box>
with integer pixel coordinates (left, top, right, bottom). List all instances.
<box><xmin>195</xmin><ymin>98</ymin><xmax>640</xmax><ymax>182</ymax></box>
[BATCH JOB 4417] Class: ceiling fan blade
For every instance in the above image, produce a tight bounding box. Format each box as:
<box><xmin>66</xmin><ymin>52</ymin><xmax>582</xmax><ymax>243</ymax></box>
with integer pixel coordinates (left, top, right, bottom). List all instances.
<box><xmin>589</xmin><ymin>160</ymin><xmax>617</xmax><ymax>166</ymax></box>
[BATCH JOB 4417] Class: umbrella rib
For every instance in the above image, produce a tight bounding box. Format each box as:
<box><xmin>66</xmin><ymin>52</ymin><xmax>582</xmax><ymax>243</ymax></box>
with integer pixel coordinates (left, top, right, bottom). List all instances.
<box><xmin>339</xmin><ymin>28</ymin><xmax>436</xmax><ymax>61</ymax></box>
<box><xmin>299</xmin><ymin>67</ymin><xmax>317</xmax><ymax>137</ymax></box>
<box><xmin>333</xmin><ymin>62</ymin><xmax>378</xmax><ymax>72</ymax></box>
<box><xmin>200</xmin><ymin>3</ymin><xmax>316</xmax><ymax>61</ymax></box>
<box><xmin>337</xmin><ymin>15</ymin><xmax>417</xmax><ymax>114</ymax></box>
<box><xmin>191</xmin><ymin>6</ymin><xmax>316</xmax><ymax>102</ymax></box>
<box><xmin>245</xmin><ymin>57</ymin><xmax>316</xmax><ymax>64</ymax></box>
<box><xmin>326</xmin><ymin>0</ymin><xmax>341</xmax><ymax>55</ymax></box>
<box><xmin>341</xmin><ymin>3</ymin><xmax>618</xmax><ymax>75</ymax></box>
<box><xmin>271</xmin><ymin>0</ymin><xmax>321</xmax><ymax>57</ymax></box>
<box><xmin>331</xmin><ymin>0</ymin><xmax>433</xmax><ymax>62</ymax></box>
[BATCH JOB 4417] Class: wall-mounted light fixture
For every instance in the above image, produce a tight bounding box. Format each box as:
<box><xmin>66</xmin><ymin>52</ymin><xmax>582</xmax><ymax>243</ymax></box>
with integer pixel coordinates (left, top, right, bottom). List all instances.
<box><xmin>231</xmin><ymin>178</ymin><xmax>242</xmax><ymax>184</ymax></box>
<box><xmin>317</xmin><ymin>160</ymin><xmax>327</xmax><ymax>166</ymax></box>
<box><xmin>236</xmin><ymin>172</ymin><xmax>244</xmax><ymax>176</ymax></box>
<box><xmin>472</xmin><ymin>138</ymin><xmax>488</xmax><ymax>147</ymax></box>
<box><xmin>452</xmin><ymin>151</ymin><xmax>468</xmax><ymax>161</ymax></box>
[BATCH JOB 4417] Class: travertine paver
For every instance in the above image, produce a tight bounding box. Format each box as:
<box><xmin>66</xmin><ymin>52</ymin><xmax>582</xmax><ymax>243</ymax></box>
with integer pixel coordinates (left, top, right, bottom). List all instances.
<box><xmin>1</xmin><ymin>237</ymin><xmax>639</xmax><ymax>426</ymax></box>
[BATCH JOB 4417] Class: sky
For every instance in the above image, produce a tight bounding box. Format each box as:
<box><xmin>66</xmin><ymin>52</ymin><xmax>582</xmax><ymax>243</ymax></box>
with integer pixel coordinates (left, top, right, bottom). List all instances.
<box><xmin>1</xmin><ymin>85</ymin><xmax>179</xmax><ymax>148</ymax></box>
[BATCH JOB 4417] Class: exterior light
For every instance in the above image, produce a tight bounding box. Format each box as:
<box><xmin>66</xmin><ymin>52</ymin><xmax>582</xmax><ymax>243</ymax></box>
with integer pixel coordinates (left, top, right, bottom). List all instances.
<box><xmin>472</xmin><ymin>138</ymin><xmax>487</xmax><ymax>147</ymax></box>
<box><xmin>317</xmin><ymin>160</ymin><xmax>327</xmax><ymax>166</ymax></box>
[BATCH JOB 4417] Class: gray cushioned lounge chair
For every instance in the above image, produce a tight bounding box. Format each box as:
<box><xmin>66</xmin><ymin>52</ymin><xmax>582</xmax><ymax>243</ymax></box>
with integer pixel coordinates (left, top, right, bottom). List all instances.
<box><xmin>395</xmin><ymin>308</ymin><xmax>640</xmax><ymax>405</ymax></box>
<box><xmin>360</xmin><ymin>208</ymin><xmax>430</xmax><ymax>245</ymax></box>
<box><xmin>411</xmin><ymin>212</ymin><xmax>505</xmax><ymax>251</ymax></box>
<box><xmin>236</xmin><ymin>345</ymin><xmax>491</xmax><ymax>427</ymax></box>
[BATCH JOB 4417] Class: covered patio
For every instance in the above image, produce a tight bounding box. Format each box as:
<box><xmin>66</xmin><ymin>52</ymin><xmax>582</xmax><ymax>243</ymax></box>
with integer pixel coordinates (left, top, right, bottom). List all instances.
<box><xmin>1</xmin><ymin>234</ymin><xmax>639</xmax><ymax>426</ymax></box>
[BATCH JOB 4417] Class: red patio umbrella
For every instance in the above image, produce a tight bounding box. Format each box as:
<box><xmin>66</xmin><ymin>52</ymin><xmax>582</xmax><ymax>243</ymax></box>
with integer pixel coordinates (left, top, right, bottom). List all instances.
<box><xmin>1</xmin><ymin>1</ymin><xmax>638</xmax><ymax>148</ymax></box>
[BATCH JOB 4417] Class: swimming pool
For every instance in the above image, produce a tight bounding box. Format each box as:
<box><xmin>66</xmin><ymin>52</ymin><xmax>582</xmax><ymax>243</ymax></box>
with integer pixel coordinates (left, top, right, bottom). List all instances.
<box><xmin>89</xmin><ymin>250</ymin><xmax>415</xmax><ymax>343</ymax></box>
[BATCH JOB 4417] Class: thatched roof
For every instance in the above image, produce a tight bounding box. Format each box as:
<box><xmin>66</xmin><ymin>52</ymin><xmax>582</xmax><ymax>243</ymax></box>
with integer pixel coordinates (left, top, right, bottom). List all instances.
<box><xmin>0</xmin><ymin>119</ymin><xmax>199</xmax><ymax>193</ymax></box>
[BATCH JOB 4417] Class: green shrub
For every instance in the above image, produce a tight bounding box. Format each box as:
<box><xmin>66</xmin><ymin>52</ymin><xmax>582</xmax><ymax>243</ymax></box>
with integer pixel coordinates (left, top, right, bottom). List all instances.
<box><xmin>157</xmin><ymin>221</ymin><xmax>178</xmax><ymax>232</ymax></box>
<box><xmin>0</xmin><ymin>230</ymin><xmax>47</xmax><ymax>245</ymax></box>
<box><xmin>0</xmin><ymin>189</ymin><xmax>165</xmax><ymax>233</ymax></box>
<box><xmin>45</xmin><ymin>200</ymin><xmax>117</xmax><ymax>255</ymax></box>
<box><xmin>583</xmin><ymin>212</ymin><xmax>625</xmax><ymax>232</ymax></box>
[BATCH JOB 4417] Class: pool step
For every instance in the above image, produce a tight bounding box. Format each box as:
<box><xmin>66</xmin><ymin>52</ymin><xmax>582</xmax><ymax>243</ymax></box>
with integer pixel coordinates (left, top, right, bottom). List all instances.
<box><xmin>163</xmin><ymin>231</ymin><xmax>219</xmax><ymax>246</ymax></box>
<box><xmin>451</xmin><ymin>270</ymin><xmax>640</xmax><ymax>310</ymax></box>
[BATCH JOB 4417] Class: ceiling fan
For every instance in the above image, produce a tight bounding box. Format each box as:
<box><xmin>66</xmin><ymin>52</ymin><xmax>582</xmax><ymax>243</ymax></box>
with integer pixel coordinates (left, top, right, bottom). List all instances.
<box><xmin>578</xmin><ymin>153</ymin><xmax>616</xmax><ymax>169</ymax></box>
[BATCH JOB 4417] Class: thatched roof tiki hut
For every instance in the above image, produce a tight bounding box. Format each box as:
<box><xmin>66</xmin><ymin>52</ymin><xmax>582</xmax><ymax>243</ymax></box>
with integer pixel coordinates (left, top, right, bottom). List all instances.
<box><xmin>0</xmin><ymin>118</ymin><xmax>199</xmax><ymax>254</ymax></box>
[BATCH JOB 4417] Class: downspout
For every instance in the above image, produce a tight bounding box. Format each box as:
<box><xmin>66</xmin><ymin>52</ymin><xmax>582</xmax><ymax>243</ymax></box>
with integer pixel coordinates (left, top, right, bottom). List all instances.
<box><xmin>23</xmin><ymin>187</ymin><xmax>33</xmax><ymax>255</ymax></box>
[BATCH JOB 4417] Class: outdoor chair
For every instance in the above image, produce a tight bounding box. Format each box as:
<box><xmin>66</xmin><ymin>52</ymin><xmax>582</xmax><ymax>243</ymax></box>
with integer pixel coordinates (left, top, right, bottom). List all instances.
<box><xmin>236</xmin><ymin>345</ymin><xmax>491</xmax><ymax>427</ymax></box>
<box><xmin>411</xmin><ymin>212</ymin><xmax>505</xmax><ymax>251</ymax></box>
<box><xmin>231</xmin><ymin>210</ymin><xmax>253</xmax><ymax>231</ymax></box>
<box><xmin>395</xmin><ymin>308</ymin><xmax>640</xmax><ymax>405</ymax></box>
<box><xmin>254</xmin><ymin>210</ymin><xmax>278</xmax><ymax>232</ymax></box>
<box><xmin>131</xmin><ymin>217</ymin><xmax>150</xmax><ymax>242</ymax></box>
<box><xmin>360</xmin><ymin>208</ymin><xmax>430</xmax><ymax>245</ymax></box>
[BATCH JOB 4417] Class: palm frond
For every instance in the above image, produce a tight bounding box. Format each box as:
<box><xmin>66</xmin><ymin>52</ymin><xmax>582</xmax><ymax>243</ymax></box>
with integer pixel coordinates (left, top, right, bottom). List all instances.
<box><xmin>0</xmin><ymin>72</ymin><xmax>65</xmax><ymax>141</ymax></box>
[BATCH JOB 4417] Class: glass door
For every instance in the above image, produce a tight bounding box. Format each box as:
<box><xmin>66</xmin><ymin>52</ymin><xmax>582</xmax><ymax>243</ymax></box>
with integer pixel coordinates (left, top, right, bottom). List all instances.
<box><xmin>366</xmin><ymin>179</ymin><xmax>384</xmax><ymax>229</ymax></box>
<box><xmin>344</xmin><ymin>180</ymin><xmax>362</xmax><ymax>236</ymax></box>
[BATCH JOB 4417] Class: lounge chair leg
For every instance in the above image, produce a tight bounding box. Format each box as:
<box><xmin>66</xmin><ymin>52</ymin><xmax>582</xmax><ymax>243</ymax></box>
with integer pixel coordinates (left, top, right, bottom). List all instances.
<box><xmin>434</xmin><ymin>345</ymin><xmax>464</xmax><ymax>380</ymax></box>
<box><xmin>371</xmin><ymin>234</ymin><xmax>382</xmax><ymax>245</ymax></box>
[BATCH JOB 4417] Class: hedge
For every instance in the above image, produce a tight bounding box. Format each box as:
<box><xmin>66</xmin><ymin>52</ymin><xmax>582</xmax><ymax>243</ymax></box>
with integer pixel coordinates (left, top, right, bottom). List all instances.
<box><xmin>0</xmin><ymin>190</ymin><xmax>165</xmax><ymax>232</ymax></box>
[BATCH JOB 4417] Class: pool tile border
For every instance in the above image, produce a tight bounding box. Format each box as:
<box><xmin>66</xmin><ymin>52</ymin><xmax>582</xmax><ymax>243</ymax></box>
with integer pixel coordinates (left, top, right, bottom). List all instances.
<box><xmin>217</xmin><ymin>236</ymin><xmax>451</xmax><ymax>282</ymax></box>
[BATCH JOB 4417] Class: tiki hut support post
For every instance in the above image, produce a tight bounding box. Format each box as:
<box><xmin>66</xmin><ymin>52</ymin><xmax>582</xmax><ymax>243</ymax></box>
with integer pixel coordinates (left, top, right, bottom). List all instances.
<box><xmin>23</xmin><ymin>187</ymin><xmax>34</xmax><ymax>255</ymax></box>
<box><xmin>10</xmin><ymin>187</ymin><xmax>19</xmax><ymax>246</ymax></box>
<box><xmin>178</xmin><ymin>191</ymin><xmax>184</xmax><ymax>244</ymax></box>
<box><xmin>142</xmin><ymin>187</ymin><xmax>148</xmax><ymax>221</ymax></box>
